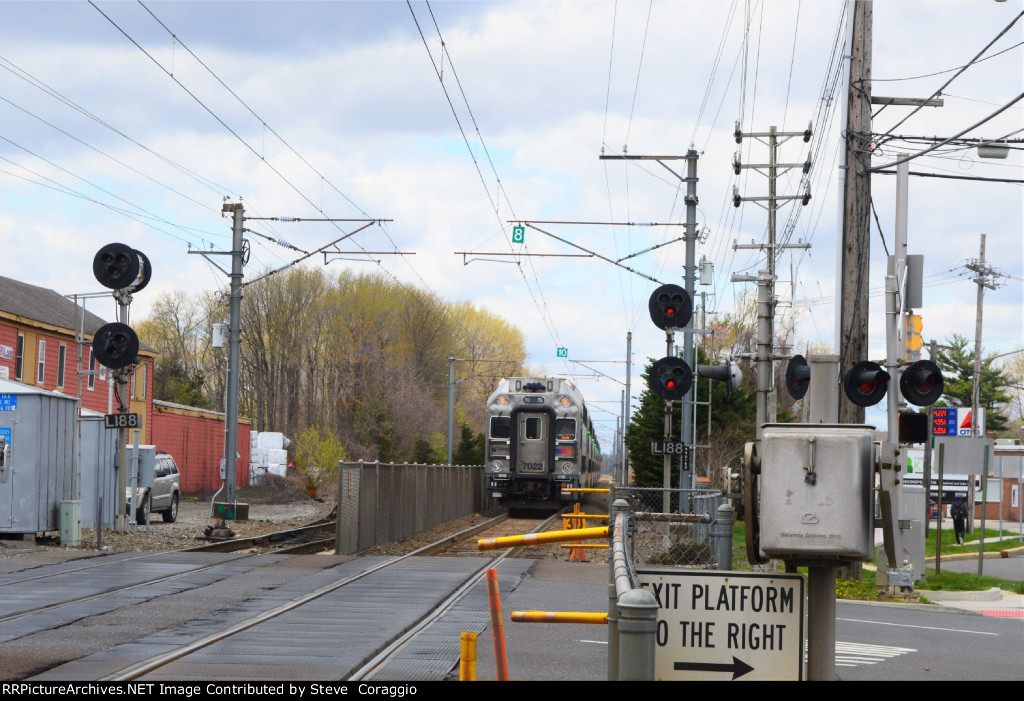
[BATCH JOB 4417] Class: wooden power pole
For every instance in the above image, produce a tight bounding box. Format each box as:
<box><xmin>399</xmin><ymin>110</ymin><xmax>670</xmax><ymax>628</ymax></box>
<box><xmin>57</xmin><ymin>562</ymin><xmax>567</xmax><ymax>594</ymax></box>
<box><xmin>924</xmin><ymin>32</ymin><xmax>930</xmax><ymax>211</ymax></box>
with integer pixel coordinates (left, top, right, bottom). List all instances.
<box><xmin>838</xmin><ymin>0</ymin><xmax>873</xmax><ymax>424</ymax></box>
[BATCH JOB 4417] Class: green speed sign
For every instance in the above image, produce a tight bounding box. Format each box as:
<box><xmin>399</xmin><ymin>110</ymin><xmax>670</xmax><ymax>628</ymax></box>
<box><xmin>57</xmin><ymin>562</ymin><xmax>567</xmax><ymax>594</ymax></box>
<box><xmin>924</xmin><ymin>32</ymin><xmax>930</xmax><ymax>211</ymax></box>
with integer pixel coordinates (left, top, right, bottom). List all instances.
<box><xmin>512</xmin><ymin>225</ymin><xmax>525</xmax><ymax>243</ymax></box>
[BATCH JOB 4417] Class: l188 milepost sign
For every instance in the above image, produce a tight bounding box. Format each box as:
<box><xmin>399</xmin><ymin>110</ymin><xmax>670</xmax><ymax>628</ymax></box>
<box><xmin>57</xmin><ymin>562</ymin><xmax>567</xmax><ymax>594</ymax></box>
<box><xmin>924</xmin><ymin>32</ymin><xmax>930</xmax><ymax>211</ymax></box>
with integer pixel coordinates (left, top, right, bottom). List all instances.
<box><xmin>636</xmin><ymin>568</ymin><xmax>805</xmax><ymax>681</ymax></box>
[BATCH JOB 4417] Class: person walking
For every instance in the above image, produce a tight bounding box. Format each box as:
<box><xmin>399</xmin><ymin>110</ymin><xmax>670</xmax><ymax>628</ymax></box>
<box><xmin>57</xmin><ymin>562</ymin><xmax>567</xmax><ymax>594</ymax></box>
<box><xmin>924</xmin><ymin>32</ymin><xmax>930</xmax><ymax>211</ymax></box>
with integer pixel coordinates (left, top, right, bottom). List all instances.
<box><xmin>951</xmin><ymin>498</ymin><xmax>968</xmax><ymax>546</ymax></box>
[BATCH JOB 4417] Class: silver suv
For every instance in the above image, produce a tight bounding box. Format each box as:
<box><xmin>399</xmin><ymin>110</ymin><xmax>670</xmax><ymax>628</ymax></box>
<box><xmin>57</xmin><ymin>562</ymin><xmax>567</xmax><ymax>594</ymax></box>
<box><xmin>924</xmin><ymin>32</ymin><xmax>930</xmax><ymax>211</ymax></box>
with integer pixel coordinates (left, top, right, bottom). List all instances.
<box><xmin>127</xmin><ymin>452</ymin><xmax>181</xmax><ymax>524</ymax></box>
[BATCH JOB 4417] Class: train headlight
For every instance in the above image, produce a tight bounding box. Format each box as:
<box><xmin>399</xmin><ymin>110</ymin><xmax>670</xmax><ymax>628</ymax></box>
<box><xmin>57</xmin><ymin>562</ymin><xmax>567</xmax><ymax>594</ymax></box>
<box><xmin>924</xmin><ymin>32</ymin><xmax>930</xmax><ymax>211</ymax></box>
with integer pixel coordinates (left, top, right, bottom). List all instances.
<box><xmin>491</xmin><ymin>460</ymin><xmax>504</xmax><ymax>472</ymax></box>
<box><xmin>560</xmin><ymin>462</ymin><xmax>573</xmax><ymax>474</ymax></box>
<box><xmin>559</xmin><ymin>396</ymin><xmax>572</xmax><ymax>407</ymax></box>
<box><xmin>496</xmin><ymin>395</ymin><xmax>509</xmax><ymax>406</ymax></box>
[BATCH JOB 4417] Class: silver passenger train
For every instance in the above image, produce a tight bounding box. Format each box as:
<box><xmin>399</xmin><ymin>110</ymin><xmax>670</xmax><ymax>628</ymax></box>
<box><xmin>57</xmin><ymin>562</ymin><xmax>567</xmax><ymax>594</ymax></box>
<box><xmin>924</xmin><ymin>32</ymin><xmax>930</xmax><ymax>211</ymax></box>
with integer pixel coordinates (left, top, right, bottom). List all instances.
<box><xmin>485</xmin><ymin>377</ymin><xmax>601</xmax><ymax>513</ymax></box>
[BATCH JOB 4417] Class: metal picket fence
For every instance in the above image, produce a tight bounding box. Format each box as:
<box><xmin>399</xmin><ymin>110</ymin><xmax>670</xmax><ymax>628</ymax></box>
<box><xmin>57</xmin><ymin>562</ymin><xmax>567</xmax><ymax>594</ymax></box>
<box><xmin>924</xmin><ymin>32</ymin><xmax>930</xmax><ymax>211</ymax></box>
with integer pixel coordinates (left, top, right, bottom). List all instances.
<box><xmin>335</xmin><ymin>461</ymin><xmax>495</xmax><ymax>555</ymax></box>
<box><xmin>610</xmin><ymin>486</ymin><xmax>726</xmax><ymax>569</ymax></box>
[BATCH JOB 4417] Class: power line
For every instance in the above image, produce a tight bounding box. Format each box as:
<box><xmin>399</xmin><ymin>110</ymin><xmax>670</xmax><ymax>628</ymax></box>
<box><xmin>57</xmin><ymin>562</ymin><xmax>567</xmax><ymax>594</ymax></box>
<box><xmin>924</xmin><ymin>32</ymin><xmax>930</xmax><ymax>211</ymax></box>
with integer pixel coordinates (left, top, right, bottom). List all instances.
<box><xmin>873</xmin><ymin>9</ymin><xmax>1024</xmax><ymax>139</ymax></box>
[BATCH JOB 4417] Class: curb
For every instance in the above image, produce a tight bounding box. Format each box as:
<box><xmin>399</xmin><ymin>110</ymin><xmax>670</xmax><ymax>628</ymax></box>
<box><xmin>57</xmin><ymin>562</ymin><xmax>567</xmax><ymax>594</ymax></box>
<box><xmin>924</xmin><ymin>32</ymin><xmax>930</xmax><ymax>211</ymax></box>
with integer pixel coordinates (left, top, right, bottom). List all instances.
<box><xmin>917</xmin><ymin>586</ymin><xmax>1002</xmax><ymax>602</ymax></box>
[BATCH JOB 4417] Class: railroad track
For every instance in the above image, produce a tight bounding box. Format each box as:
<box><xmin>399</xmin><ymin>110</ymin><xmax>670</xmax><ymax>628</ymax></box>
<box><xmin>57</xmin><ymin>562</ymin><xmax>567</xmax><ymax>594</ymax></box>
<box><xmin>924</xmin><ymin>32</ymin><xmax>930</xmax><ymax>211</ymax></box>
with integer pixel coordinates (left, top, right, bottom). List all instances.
<box><xmin>184</xmin><ymin>520</ymin><xmax>338</xmax><ymax>555</ymax></box>
<box><xmin>101</xmin><ymin>510</ymin><xmax>567</xmax><ymax>681</ymax></box>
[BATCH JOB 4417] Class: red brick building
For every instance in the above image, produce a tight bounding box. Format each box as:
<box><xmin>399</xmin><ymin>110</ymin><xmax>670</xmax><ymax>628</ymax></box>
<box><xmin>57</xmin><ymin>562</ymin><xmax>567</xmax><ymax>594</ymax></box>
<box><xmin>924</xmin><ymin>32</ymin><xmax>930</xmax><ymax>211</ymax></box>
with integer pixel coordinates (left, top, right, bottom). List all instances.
<box><xmin>151</xmin><ymin>400</ymin><xmax>251</xmax><ymax>494</ymax></box>
<box><xmin>0</xmin><ymin>275</ymin><xmax>249</xmax><ymax>495</ymax></box>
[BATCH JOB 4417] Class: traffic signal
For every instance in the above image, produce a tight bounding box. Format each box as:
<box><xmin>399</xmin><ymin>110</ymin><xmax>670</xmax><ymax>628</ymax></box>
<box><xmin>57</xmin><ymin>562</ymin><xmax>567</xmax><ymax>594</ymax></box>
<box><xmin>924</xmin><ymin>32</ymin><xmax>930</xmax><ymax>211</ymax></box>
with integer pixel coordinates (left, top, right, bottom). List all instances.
<box><xmin>784</xmin><ymin>355</ymin><xmax>811</xmax><ymax>400</ymax></box>
<box><xmin>648</xmin><ymin>357</ymin><xmax>692</xmax><ymax>401</ymax></box>
<box><xmin>91</xmin><ymin>322</ymin><xmax>139</xmax><ymax>370</ymax></box>
<box><xmin>898</xmin><ymin>411</ymin><xmax>929</xmax><ymax>444</ymax></box>
<box><xmin>904</xmin><ymin>314</ymin><xmax>923</xmax><ymax>361</ymax></box>
<box><xmin>843</xmin><ymin>360</ymin><xmax>890</xmax><ymax>407</ymax></box>
<box><xmin>648</xmin><ymin>284</ymin><xmax>692</xmax><ymax>330</ymax></box>
<box><xmin>697</xmin><ymin>359</ymin><xmax>743</xmax><ymax>395</ymax></box>
<box><xmin>899</xmin><ymin>359</ymin><xmax>944</xmax><ymax>406</ymax></box>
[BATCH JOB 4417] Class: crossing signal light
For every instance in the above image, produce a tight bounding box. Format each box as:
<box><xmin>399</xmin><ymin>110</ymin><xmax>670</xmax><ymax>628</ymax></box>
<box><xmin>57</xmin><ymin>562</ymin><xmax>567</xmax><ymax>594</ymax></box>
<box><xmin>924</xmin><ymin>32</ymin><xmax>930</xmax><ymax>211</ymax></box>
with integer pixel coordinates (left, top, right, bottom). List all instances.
<box><xmin>843</xmin><ymin>361</ymin><xmax>890</xmax><ymax>407</ymax></box>
<box><xmin>648</xmin><ymin>284</ymin><xmax>692</xmax><ymax>330</ymax></box>
<box><xmin>91</xmin><ymin>322</ymin><xmax>139</xmax><ymax>370</ymax></box>
<box><xmin>784</xmin><ymin>355</ymin><xmax>811</xmax><ymax>400</ymax></box>
<box><xmin>697</xmin><ymin>360</ymin><xmax>743</xmax><ymax>395</ymax></box>
<box><xmin>900</xmin><ymin>359</ymin><xmax>944</xmax><ymax>406</ymax></box>
<box><xmin>648</xmin><ymin>357</ymin><xmax>692</xmax><ymax>401</ymax></box>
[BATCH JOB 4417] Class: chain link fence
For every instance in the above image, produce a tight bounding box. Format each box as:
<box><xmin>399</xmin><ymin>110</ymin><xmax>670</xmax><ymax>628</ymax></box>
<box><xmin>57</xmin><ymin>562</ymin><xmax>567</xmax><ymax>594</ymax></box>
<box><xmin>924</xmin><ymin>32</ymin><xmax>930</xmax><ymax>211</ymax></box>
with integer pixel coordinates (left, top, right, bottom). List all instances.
<box><xmin>611</xmin><ymin>486</ymin><xmax>726</xmax><ymax>569</ymax></box>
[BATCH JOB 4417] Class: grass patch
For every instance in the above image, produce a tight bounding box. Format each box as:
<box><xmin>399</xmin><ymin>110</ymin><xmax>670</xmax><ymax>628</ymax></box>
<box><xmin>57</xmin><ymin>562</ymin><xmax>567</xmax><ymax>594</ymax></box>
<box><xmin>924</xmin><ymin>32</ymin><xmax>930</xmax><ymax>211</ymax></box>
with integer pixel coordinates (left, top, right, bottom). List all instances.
<box><xmin>918</xmin><ymin>568</ymin><xmax>1024</xmax><ymax>594</ymax></box>
<box><xmin>923</xmin><ymin>527</ymin><xmax>1022</xmax><ymax>558</ymax></box>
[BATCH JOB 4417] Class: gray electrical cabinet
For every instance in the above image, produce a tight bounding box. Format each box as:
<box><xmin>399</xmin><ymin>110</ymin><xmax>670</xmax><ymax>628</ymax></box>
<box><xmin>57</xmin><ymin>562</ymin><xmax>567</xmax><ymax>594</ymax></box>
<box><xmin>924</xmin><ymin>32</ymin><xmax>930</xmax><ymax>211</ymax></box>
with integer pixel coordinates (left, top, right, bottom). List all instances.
<box><xmin>79</xmin><ymin>409</ymin><xmax>118</xmax><ymax>530</ymax></box>
<box><xmin>759</xmin><ymin>423</ymin><xmax>875</xmax><ymax>561</ymax></box>
<box><xmin>0</xmin><ymin>379</ymin><xmax>77</xmax><ymax>534</ymax></box>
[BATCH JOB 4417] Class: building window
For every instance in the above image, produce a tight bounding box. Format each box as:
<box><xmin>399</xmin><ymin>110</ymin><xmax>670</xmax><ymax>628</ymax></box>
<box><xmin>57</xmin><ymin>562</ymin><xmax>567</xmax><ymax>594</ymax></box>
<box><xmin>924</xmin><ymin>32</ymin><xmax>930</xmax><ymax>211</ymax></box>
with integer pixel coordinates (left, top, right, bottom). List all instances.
<box><xmin>37</xmin><ymin>339</ymin><xmax>45</xmax><ymax>384</ymax></box>
<box><xmin>131</xmin><ymin>368</ymin><xmax>137</xmax><ymax>398</ymax></box>
<box><xmin>15</xmin><ymin>334</ymin><xmax>23</xmax><ymax>381</ymax></box>
<box><xmin>141</xmin><ymin>363</ymin><xmax>147</xmax><ymax>399</ymax></box>
<box><xmin>57</xmin><ymin>344</ymin><xmax>66</xmax><ymax>389</ymax></box>
<box><xmin>87</xmin><ymin>349</ymin><xmax>95</xmax><ymax>390</ymax></box>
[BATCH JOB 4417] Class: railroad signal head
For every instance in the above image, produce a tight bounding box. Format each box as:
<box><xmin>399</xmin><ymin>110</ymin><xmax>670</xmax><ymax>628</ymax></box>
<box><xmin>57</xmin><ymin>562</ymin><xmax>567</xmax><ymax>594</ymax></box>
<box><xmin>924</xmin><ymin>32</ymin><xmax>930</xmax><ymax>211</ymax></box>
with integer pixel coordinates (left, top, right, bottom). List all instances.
<box><xmin>843</xmin><ymin>360</ymin><xmax>890</xmax><ymax>407</ymax></box>
<box><xmin>697</xmin><ymin>360</ymin><xmax>743</xmax><ymax>395</ymax></box>
<box><xmin>91</xmin><ymin>322</ymin><xmax>139</xmax><ymax>370</ymax></box>
<box><xmin>93</xmin><ymin>243</ymin><xmax>140</xmax><ymax>290</ymax></box>
<box><xmin>93</xmin><ymin>243</ymin><xmax>151</xmax><ymax>291</ymax></box>
<box><xmin>900</xmin><ymin>359</ymin><xmax>944</xmax><ymax>406</ymax></box>
<box><xmin>648</xmin><ymin>357</ymin><xmax>693</xmax><ymax>401</ymax></box>
<box><xmin>648</xmin><ymin>284</ymin><xmax>692</xmax><ymax>330</ymax></box>
<box><xmin>784</xmin><ymin>355</ymin><xmax>811</xmax><ymax>400</ymax></box>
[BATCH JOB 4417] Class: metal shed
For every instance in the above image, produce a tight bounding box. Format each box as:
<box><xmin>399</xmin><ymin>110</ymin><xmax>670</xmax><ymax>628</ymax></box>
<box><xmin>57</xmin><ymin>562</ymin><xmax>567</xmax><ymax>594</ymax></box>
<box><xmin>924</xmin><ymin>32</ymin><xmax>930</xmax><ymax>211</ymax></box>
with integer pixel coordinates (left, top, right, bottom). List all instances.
<box><xmin>0</xmin><ymin>379</ymin><xmax>77</xmax><ymax>534</ymax></box>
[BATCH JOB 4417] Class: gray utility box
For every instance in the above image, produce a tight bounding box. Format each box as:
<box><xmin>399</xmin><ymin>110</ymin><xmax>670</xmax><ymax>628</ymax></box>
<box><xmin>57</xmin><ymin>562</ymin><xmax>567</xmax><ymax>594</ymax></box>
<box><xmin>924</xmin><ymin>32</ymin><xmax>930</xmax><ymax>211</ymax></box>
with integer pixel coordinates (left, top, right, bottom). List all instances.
<box><xmin>759</xmin><ymin>424</ymin><xmax>875</xmax><ymax>561</ymax></box>
<box><xmin>0</xmin><ymin>379</ymin><xmax>77</xmax><ymax>534</ymax></box>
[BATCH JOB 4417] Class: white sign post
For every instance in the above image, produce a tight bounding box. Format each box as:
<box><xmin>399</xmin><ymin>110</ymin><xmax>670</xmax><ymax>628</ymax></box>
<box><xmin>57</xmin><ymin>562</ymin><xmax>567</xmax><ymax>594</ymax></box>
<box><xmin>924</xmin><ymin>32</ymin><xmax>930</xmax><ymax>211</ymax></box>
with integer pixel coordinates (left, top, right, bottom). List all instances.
<box><xmin>637</xmin><ymin>568</ymin><xmax>805</xmax><ymax>681</ymax></box>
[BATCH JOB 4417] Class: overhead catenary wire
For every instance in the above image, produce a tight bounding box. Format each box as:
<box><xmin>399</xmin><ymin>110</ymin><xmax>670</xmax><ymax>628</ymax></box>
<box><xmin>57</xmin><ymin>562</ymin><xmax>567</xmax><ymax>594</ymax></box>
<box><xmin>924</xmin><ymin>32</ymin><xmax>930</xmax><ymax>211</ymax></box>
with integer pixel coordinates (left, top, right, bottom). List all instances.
<box><xmin>91</xmin><ymin>1</ymin><xmax>411</xmax><ymax>288</ymax></box>
<box><xmin>408</xmin><ymin>0</ymin><xmax>567</xmax><ymax>358</ymax></box>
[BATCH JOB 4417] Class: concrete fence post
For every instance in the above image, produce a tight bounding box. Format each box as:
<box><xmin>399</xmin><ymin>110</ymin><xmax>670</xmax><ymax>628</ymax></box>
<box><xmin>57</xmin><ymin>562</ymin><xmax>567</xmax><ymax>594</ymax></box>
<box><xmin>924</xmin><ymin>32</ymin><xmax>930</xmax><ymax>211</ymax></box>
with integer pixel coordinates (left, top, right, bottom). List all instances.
<box><xmin>713</xmin><ymin>502</ymin><xmax>735</xmax><ymax>570</ymax></box>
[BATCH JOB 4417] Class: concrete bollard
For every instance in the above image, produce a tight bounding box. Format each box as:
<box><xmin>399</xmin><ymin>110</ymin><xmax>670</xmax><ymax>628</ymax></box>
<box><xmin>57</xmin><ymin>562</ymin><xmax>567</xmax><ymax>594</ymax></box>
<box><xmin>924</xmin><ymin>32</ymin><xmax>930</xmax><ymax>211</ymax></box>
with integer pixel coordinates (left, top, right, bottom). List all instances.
<box><xmin>616</xmin><ymin>588</ymin><xmax>658</xmax><ymax>681</ymax></box>
<box><xmin>713</xmin><ymin>502</ymin><xmax>735</xmax><ymax>571</ymax></box>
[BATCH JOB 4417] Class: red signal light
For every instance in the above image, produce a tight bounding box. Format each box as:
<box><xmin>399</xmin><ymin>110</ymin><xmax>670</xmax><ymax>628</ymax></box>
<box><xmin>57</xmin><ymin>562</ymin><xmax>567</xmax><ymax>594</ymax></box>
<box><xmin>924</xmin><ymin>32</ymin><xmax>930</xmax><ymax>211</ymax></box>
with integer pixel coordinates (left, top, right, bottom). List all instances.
<box><xmin>666</xmin><ymin>379</ymin><xmax>676</xmax><ymax>388</ymax></box>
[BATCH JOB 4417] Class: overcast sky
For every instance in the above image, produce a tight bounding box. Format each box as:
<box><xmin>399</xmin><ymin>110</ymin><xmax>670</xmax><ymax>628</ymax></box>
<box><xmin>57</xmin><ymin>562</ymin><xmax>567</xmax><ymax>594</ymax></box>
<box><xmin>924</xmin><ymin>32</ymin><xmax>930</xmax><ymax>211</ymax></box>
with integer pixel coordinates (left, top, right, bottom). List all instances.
<box><xmin>0</xmin><ymin>0</ymin><xmax>1021</xmax><ymax>446</ymax></box>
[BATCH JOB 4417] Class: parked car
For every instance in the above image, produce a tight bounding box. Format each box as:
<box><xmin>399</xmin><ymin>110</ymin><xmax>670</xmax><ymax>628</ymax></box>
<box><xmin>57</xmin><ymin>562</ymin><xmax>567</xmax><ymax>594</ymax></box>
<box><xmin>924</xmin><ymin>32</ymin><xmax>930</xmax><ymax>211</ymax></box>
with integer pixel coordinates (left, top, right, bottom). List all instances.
<box><xmin>126</xmin><ymin>451</ymin><xmax>181</xmax><ymax>524</ymax></box>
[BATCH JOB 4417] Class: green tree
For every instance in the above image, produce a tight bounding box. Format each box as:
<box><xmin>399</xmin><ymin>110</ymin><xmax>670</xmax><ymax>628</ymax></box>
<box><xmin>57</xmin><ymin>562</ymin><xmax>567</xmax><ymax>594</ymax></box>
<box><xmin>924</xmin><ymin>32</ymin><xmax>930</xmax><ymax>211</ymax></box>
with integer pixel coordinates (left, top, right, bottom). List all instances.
<box><xmin>453</xmin><ymin>424</ymin><xmax>484</xmax><ymax>465</ymax></box>
<box><xmin>294</xmin><ymin>425</ymin><xmax>347</xmax><ymax>491</ymax></box>
<box><xmin>934</xmin><ymin>334</ymin><xmax>1012</xmax><ymax>433</ymax></box>
<box><xmin>624</xmin><ymin>359</ymin><xmax>682</xmax><ymax>489</ymax></box>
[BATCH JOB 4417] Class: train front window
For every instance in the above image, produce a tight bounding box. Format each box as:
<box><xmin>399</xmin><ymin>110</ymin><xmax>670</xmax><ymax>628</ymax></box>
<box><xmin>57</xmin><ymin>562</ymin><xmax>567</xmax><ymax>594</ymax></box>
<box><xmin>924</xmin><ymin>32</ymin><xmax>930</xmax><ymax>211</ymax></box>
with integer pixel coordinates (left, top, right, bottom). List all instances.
<box><xmin>555</xmin><ymin>418</ymin><xmax>576</xmax><ymax>441</ymax></box>
<box><xmin>524</xmin><ymin>417</ymin><xmax>542</xmax><ymax>440</ymax></box>
<box><xmin>490</xmin><ymin>417</ymin><xmax>511</xmax><ymax>439</ymax></box>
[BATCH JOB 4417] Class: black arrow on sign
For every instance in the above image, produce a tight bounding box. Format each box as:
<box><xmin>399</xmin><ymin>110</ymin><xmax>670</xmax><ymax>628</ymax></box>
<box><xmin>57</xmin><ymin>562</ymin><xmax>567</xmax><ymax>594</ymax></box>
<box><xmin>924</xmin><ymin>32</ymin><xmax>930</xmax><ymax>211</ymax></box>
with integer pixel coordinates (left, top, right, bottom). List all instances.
<box><xmin>674</xmin><ymin>656</ymin><xmax>754</xmax><ymax>680</ymax></box>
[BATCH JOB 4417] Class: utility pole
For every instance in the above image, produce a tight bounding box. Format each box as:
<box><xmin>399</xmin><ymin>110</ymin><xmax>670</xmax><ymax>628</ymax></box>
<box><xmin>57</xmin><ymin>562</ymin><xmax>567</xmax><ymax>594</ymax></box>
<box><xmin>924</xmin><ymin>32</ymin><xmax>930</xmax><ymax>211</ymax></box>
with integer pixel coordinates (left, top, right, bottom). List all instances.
<box><xmin>623</xmin><ymin>332</ymin><xmax>632</xmax><ymax>487</ymax></box>
<box><xmin>732</xmin><ymin>124</ymin><xmax>812</xmax><ymax>435</ymax></box>
<box><xmin>448</xmin><ymin>353</ymin><xmax>456</xmax><ymax>465</ymax></box>
<box><xmin>967</xmin><ymin>234</ymin><xmax>1001</xmax><ymax>439</ymax></box>
<box><xmin>837</xmin><ymin>0</ymin><xmax>873</xmax><ymax>424</ymax></box>
<box><xmin>600</xmin><ymin>151</ymin><xmax>700</xmax><ymax>492</ymax></box>
<box><xmin>222</xmin><ymin>203</ymin><xmax>244</xmax><ymax>505</ymax></box>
